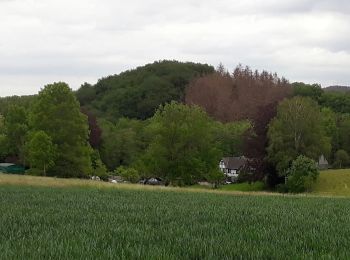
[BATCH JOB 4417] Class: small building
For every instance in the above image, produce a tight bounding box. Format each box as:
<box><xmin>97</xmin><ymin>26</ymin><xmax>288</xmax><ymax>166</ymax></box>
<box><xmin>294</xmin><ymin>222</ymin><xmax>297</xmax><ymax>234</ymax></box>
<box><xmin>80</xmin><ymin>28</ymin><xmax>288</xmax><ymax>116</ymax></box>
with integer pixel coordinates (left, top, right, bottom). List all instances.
<box><xmin>317</xmin><ymin>155</ymin><xmax>329</xmax><ymax>170</ymax></box>
<box><xmin>0</xmin><ymin>163</ymin><xmax>25</xmax><ymax>174</ymax></box>
<box><xmin>219</xmin><ymin>157</ymin><xmax>248</xmax><ymax>182</ymax></box>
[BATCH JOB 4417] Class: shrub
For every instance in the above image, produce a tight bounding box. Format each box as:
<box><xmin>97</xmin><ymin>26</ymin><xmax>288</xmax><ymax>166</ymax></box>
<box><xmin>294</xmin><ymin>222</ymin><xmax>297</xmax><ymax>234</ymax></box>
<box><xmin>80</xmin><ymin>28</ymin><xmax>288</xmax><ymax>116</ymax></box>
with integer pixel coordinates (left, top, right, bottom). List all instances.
<box><xmin>115</xmin><ymin>166</ymin><xmax>140</xmax><ymax>183</ymax></box>
<box><xmin>92</xmin><ymin>158</ymin><xmax>109</xmax><ymax>181</ymax></box>
<box><xmin>286</xmin><ymin>155</ymin><xmax>319</xmax><ymax>193</ymax></box>
<box><xmin>26</xmin><ymin>168</ymin><xmax>43</xmax><ymax>176</ymax></box>
<box><xmin>206</xmin><ymin>169</ymin><xmax>225</xmax><ymax>189</ymax></box>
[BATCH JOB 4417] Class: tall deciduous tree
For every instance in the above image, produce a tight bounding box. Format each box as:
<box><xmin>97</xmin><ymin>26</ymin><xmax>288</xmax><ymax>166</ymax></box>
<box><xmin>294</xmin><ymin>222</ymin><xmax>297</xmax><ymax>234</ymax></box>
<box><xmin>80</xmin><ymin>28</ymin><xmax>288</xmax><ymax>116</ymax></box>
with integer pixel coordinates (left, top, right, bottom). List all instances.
<box><xmin>30</xmin><ymin>82</ymin><xmax>92</xmax><ymax>177</ymax></box>
<box><xmin>267</xmin><ymin>97</ymin><xmax>331</xmax><ymax>174</ymax></box>
<box><xmin>26</xmin><ymin>131</ymin><xmax>56</xmax><ymax>175</ymax></box>
<box><xmin>138</xmin><ymin>102</ymin><xmax>222</xmax><ymax>185</ymax></box>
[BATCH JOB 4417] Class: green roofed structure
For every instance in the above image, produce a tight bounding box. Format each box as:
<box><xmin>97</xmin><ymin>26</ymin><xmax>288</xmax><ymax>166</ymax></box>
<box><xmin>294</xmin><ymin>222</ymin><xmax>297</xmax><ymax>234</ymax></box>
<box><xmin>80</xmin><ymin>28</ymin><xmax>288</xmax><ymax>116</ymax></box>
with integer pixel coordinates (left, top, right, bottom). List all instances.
<box><xmin>0</xmin><ymin>163</ymin><xmax>25</xmax><ymax>174</ymax></box>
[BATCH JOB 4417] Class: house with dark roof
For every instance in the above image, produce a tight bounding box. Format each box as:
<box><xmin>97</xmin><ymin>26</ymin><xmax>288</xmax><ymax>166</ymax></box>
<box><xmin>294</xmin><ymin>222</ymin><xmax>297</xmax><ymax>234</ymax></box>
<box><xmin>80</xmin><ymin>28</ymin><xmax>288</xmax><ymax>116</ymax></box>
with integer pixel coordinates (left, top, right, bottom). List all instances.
<box><xmin>219</xmin><ymin>156</ymin><xmax>248</xmax><ymax>182</ymax></box>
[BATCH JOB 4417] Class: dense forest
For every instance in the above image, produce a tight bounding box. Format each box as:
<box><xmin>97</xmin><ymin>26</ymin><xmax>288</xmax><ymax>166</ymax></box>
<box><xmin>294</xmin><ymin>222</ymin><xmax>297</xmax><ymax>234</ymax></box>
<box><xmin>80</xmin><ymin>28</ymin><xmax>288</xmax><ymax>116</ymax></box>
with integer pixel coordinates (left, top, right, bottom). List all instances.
<box><xmin>1</xmin><ymin>60</ymin><xmax>350</xmax><ymax>192</ymax></box>
<box><xmin>76</xmin><ymin>60</ymin><xmax>214</xmax><ymax>121</ymax></box>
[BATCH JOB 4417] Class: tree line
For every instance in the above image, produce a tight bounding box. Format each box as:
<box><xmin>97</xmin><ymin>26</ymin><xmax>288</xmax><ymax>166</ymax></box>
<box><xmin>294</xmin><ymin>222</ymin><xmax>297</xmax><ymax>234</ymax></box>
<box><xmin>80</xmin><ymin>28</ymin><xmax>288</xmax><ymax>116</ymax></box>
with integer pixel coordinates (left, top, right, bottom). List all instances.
<box><xmin>1</xmin><ymin>61</ymin><xmax>350</xmax><ymax>192</ymax></box>
<box><xmin>0</xmin><ymin>82</ymin><xmax>250</xmax><ymax>186</ymax></box>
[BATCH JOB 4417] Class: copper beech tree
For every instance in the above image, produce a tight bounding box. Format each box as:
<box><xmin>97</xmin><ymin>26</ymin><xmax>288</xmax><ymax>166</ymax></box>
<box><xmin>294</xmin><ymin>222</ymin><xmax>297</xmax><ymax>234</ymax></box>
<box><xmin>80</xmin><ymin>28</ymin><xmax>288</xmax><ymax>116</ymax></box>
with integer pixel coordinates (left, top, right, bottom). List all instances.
<box><xmin>185</xmin><ymin>64</ymin><xmax>291</xmax><ymax>123</ymax></box>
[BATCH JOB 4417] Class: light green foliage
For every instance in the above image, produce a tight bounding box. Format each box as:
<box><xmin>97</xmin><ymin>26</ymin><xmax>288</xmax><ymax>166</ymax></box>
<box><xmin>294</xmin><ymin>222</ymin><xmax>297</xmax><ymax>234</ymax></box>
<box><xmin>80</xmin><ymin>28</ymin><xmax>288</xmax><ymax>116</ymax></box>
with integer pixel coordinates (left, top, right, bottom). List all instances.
<box><xmin>1</xmin><ymin>184</ymin><xmax>350</xmax><ymax>258</ymax></box>
<box><xmin>115</xmin><ymin>166</ymin><xmax>140</xmax><ymax>183</ymax></box>
<box><xmin>139</xmin><ymin>102</ymin><xmax>222</xmax><ymax>185</ymax></box>
<box><xmin>268</xmin><ymin>97</ymin><xmax>331</xmax><ymax>174</ymax></box>
<box><xmin>206</xmin><ymin>169</ymin><xmax>225</xmax><ymax>188</ymax></box>
<box><xmin>91</xmin><ymin>150</ymin><xmax>108</xmax><ymax>180</ymax></box>
<box><xmin>30</xmin><ymin>82</ymin><xmax>92</xmax><ymax>177</ymax></box>
<box><xmin>214</xmin><ymin>120</ymin><xmax>252</xmax><ymax>157</ymax></box>
<box><xmin>99</xmin><ymin>118</ymin><xmax>146</xmax><ymax>170</ymax></box>
<box><xmin>321</xmin><ymin>108</ymin><xmax>337</xmax><ymax>138</ymax></box>
<box><xmin>286</xmin><ymin>155</ymin><xmax>319</xmax><ymax>193</ymax></box>
<box><xmin>333</xmin><ymin>150</ymin><xmax>350</xmax><ymax>169</ymax></box>
<box><xmin>26</xmin><ymin>131</ymin><xmax>56</xmax><ymax>175</ymax></box>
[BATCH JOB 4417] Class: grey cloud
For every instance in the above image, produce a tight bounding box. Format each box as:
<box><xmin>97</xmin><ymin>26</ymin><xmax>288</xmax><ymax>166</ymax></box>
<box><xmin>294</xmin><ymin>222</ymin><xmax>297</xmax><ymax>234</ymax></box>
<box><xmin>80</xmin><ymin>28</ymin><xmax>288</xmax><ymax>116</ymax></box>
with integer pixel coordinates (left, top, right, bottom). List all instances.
<box><xmin>0</xmin><ymin>0</ymin><xmax>349</xmax><ymax>97</ymax></box>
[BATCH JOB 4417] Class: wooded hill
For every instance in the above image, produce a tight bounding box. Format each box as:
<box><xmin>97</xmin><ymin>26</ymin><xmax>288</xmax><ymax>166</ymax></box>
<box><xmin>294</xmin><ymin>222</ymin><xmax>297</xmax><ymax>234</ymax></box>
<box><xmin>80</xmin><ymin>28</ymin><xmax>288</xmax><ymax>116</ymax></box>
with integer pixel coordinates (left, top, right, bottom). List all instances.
<box><xmin>324</xmin><ymin>85</ymin><xmax>350</xmax><ymax>93</ymax></box>
<box><xmin>76</xmin><ymin>60</ymin><xmax>214</xmax><ymax>121</ymax></box>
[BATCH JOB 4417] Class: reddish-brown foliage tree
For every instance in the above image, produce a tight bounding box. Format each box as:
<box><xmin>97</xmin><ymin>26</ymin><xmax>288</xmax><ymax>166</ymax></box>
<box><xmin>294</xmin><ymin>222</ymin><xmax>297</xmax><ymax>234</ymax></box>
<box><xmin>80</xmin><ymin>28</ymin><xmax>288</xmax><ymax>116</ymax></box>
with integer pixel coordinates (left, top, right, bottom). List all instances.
<box><xmin>185</xmin><ymin>65</ymin><xmax>291</xmax><ymax>182</ymax></box>
<box><xmin>185</xmin><ymin>64</ymin><xmax>291</xmax><ymax>123</ymax></box>
<box><xmin>81</xmin><ymin>108</ymin><xmax>102</xmax><ymax>149</ymax></box>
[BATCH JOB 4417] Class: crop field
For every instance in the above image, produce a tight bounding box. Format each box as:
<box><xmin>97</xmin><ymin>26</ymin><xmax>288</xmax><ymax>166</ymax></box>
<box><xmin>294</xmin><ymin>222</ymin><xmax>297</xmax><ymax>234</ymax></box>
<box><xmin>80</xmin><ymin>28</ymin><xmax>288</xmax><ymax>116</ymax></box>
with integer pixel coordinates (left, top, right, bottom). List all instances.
<box><xmin>1</xmin><ymin>176</ymin><xmax>350</xmax><ymax>259</ymax></box>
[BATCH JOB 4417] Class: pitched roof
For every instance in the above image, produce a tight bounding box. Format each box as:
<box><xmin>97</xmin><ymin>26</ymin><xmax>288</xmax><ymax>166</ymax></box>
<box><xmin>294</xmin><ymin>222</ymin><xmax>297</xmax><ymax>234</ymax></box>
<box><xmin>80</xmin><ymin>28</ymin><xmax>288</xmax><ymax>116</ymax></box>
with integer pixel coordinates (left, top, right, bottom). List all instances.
<box><xmin>318</xmin><ymin>155</ymin><xmax>329</xmax><ymax>165</ymax></box>
<box><xmin>222</xmin><ymin>157</ymin><xmax>247</xmax><ymax>170</ymax></box>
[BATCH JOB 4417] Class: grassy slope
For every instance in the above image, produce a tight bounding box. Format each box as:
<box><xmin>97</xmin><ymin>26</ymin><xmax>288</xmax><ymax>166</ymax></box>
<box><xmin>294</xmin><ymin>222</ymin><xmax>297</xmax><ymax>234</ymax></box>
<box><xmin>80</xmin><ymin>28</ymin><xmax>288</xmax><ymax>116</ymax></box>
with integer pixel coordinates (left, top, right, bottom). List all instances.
<box><xmin>312</xmin><ymin>169</ymin><xmax>350</xmax><ymax>196</ymax></box>
<box><xmin>0</xmin><ymin>174</ymin><xmax>277</xmax><ymax>197</ymax></box>
<box><xmin>1</xmin><ymin>182</ymin><xmax>350</xmax><ymax>258</ymax></box>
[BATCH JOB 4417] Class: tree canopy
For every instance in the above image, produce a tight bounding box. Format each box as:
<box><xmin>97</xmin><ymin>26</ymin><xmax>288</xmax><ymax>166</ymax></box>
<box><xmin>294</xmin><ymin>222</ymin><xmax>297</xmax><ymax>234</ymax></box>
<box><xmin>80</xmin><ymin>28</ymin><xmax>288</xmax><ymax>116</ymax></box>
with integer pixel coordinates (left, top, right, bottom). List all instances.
<box><xmin>267</xmin><ymin>97</ymin><xmax>331</xmax><ymax>174</ymax></box>
<box><xmin>26</xmin><ymin>131</ymin><xmax>57</xmax><ymax>176</ymax></box>
<box><xmin>30</xmin><ymin>82</ymin><xmax>92</xmax><ymax>177</ymax></box>
<box><xmin>76</xmin><ymin>60</ymin><xmax>214</xmax><ymax>121</ymax></box>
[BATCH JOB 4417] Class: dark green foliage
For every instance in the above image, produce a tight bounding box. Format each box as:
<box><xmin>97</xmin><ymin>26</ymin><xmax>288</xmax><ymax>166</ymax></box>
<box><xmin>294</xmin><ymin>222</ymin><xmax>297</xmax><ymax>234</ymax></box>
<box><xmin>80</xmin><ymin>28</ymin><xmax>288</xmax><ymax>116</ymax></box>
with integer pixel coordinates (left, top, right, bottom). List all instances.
<box><xmin>320</xmin><ymin>92</ymin><xmax>350</xmax><ymax>114</ymax></box>
<box><xmin>286</xmin><ymin>156</ymin><xmax>319</xmax><ymax>193</ymax></box>
<box><xmin>75</xmin><ymin>83</ymin><xmax>96</xmax><ymax>106</ymax></box>
<box><xmin>1</xmin><ymin>185</ymin><xmax>350</xmax><ymax>259</ymax></box>
<box><xmin>292</xmin><ymin>82</ymin><xmax>350</xmax><ymax>114</ymax></box>
<box><xmin>99</xmin><ymin>118</ymin><xmax>147</xmax><ymax>170</ymax></box>
<box><xmin>333</xmin><ymin>150</ymin><xmax>350</xmax><ymax>169</ymax></box>
<box><xmin>338</xmin><ymin>114</ymin><xmax>350</xmax><ymax>155</ymax></box>
<box><xmin>30</xmin><ymin>82</ymin><xmax>92</xmax><ymax>177</ymax></box>
<box><xmin>2</xmin><ymin>105</ymin><xmax>28</xmax><ymax>162</ymax></box>
<box><xmin>292</xmin><ymin>82</ymin><xmax>323</xmax><ymax>101</ymax></box>
<box><xmin>76</xmin><ymin>60</ymin><xmax>214</xmax><ymax>120</ymax></box>
<box><xmin>0</xmin><ymin>95</ymin><xmax>36</xmax><ymax>116</ymax></box>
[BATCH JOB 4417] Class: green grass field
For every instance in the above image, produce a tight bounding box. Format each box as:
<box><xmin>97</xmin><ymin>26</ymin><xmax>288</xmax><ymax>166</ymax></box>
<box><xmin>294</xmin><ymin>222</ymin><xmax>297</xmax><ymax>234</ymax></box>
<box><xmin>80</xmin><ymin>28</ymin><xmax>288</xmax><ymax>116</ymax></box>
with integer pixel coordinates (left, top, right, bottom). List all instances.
<box><xmin>312</xmin><ymin>169</ymin><xmax>350</xmax><ymax>196</ymax></box>
<box><xmin>1</xmin><ymin>174</ymin><xmax>350</xmax><ymax>259</ymax></box>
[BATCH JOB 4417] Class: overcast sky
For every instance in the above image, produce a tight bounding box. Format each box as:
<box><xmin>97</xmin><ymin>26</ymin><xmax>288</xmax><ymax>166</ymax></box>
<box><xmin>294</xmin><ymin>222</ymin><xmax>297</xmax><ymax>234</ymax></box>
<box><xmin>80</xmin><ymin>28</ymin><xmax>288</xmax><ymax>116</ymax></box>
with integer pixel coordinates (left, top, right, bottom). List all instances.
<box><xmin>1</xmin><ymin>0</ymin><xmax>349</xmax><ymax>96</ymax></box>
